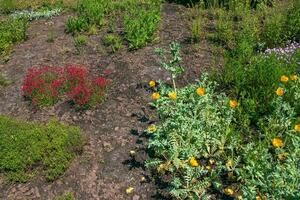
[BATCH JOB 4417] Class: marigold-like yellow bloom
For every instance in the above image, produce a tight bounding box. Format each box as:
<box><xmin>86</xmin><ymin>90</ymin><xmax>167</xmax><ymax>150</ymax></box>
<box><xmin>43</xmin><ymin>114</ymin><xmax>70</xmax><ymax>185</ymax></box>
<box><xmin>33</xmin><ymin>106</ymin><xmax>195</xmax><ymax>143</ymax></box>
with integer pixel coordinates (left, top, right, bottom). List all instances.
<box><xmin>149</xmin><ymin>80</ymin><xmax>156</xmax><ymax>88</ymax></box>
<box><xmin>290</xmin><ymin>74</ymin><xmax>298</xmax><ymax>81</ymax></box>
<box><xmin>278</xmin><ymin>153</ymin><xmax>288</xmax><ymax>161</ymax></box>
<box><xmin>229</xmin><ymin>100</ymin><xmax>238</xmax><ymax>108</ymax></box>
<box><xmin>280</xmin><ymin>75</ymin><xmax>289</xmax><ymax>83</ymax></box>
<box><xmin>272</xmin><ymin>137</ymin><xmax>283</xmax><ymax>148</ymax></box>
<box><xmin>126</xmin><ymin>187</ymin><xmax>134</xmax><ymax>194</ymax></box>
<box><xmin>294</xmin><ymin>124</ymin><xmax>300</xmax><ymax>132</ymax></box>
<box><xmin>147</xmin><ymin>124</ymin><xmax>157</xmax><ymax>133</ymax></box>
<box><xmin>224</xmin><ymin>187</ymin><xmax>234</xmax><ymax>196</ymax></box>
<box><xmin>151</xmin><ymin>92</ymin><xmax>160</xmax><ymax>100</ymax></box>
<box><xmin>276</xmin><ymin>87</ymin><xmax>284</xmax><ymax>96</ymax></box>
<box><xmin>168</xmin><ymin>92</ymin><xmax>177</xmax><ymax>100</ymax></box>
<box><xmin>189</xmin><ymin>157</ymin><xmax>199</xmax><ymax>167</ymax></box>
<box><xmin>196</xmin><ymin>87</ymin><xmax>205</xmax><ymax>96</ymax></box>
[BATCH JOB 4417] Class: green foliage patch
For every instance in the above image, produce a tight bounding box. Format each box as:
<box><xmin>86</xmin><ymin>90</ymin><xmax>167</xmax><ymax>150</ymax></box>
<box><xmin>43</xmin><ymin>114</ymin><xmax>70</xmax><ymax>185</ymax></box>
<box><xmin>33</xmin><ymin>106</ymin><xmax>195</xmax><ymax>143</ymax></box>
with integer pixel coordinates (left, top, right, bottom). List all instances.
<box><xmin>0</xmin><ymin>116</ymin><xmax>84</xmax><ymax>182</ymax></box>
<box><xmin>0</xmin><ymin>17</ymin><xmax>27</xmax><ymax>58</ymax></box>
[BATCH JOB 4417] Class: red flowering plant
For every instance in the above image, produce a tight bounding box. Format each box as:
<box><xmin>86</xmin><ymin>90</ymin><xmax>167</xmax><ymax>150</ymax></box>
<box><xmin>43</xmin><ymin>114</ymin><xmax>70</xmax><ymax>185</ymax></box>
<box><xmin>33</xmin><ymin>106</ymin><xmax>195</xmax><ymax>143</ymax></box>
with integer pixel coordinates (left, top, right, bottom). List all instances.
<box><xmin>22</xmin><ymin>66</ymin><xmax>65</xmax><ymax>107</ymax></box>
<box><xmin>22</xmin><ymin>65</ymin><xmax>110</xmax><ymax>109</ymax></box>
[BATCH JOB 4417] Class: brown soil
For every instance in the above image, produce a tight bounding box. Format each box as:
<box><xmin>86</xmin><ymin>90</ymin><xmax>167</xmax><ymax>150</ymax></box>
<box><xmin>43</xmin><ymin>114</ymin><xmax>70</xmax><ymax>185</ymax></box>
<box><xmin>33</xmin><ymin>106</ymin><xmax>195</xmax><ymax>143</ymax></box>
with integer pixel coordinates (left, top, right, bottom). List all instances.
<box><xmin>0</xmin><ymin>3</ymin><xmax>219</xmax><ymax>200</ymax></box>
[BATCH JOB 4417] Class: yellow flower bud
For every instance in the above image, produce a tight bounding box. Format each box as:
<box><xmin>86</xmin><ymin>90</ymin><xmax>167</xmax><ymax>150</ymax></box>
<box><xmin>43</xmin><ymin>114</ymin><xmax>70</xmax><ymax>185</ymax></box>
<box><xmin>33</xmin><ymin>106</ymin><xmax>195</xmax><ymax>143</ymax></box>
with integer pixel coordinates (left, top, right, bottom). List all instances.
<box><xmin>149</xmin><ymin>80</ymin><xmax>156</xmax><ymax>88</ymax></box>
<box><xmin>229</xmin><ymin>100</ymin><xmax>238</xmax><ymax>108</ymax></box>
<box><xmin>224</xmin><ymin>187</ymin><xmax>235</xmax><ymax>196</ymax></box>
<box><xmin>151</xmin><ymin>92</ymin><xmax>160</xmax><ymax>100</ymax></box>
<box><xmin>280</xmin><ymin>75</ymin><xmax>289</xmax><ymax>83</ymax></box>
<box><xmin>276</xmin><ymin>87</ymin><xmax>284</xmax><ymax>96</ymax></box>
<box><xmin>126</xmin><ymin>187</ymin><xmax>134</xmax><ymax>194</ymax></box>
<box><xmin>272</xmin><ymin>137</ymin><xmax>283</xmax><ymax>148</ymax></box>
<box><xmin>294</xmin><ymin>124</ymin><xmax>300</xmax><ymax>132</ymax></box>
<box><xmin>196</xmin><ymin>87</ymin><xmax>205</xmax><ymax>96</ymax></box>
<box><xmin>189</xmin><ymin>157</ymin><xmax>199</xmax><ymax>167</ymax></box>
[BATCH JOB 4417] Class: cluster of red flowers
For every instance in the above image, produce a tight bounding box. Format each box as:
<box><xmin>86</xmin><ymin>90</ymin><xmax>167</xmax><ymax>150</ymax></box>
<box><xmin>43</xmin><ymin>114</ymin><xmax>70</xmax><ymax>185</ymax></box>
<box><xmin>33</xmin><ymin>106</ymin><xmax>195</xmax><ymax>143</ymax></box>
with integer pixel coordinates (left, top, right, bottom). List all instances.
<box><xmin>22</xmin><ymin>65</ymin><xmax>109</xmax><ymax>108</ymax></box>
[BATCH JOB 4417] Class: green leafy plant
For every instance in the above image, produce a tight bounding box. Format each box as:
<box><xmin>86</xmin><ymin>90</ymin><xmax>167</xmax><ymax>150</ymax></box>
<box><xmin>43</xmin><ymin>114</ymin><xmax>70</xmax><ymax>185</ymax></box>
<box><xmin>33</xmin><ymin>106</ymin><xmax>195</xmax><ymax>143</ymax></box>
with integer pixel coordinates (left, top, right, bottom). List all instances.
<box><xmin>53</xmin><ymin>192</ymin><xmax>74</xmax><ymax>200</ymax></box>
<box><xmin>146</xmin><ymin>73</ymin><xmax>300</xmax><ymax>199</ymax></box>
<box><xmin>102</xmin><ymin>34</ymin><xmax>121</xmax><ymax>53</ymax></box>
<box><xmin>0</xmin><ymin>116</ymin><xmax>84</xmax><ymax>182</ymax></box>
<box><xmin>0</xmin><ymin>17</ymin><xmax>27</xmax><ymax>58</ymax></box>
<box><xmin>74</xmin><ymin>34</ymin><xmax>87</xmax><ymax>53</ymax></box>
<box><xmin>124</xmin><ymin>1</ymin><xmax>161</xmax><ymax>50</ymax></box>
<box><xmin>155</xmin><ymin>42</ymin><xmax>184</xmax><ymax>93</ymax></box>
<box><xmin>65</xmin><ymin>16</ymin><xmax>89</xmax><ymax>35</ymax></box>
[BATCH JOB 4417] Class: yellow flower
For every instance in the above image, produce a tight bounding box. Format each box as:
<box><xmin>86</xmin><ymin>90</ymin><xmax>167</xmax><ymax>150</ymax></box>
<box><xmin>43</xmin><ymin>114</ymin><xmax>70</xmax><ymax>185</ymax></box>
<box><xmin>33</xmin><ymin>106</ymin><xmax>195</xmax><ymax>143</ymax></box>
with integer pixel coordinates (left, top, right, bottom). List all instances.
<box><xmin>151</xmin><ymin>92</ymin><xmax>160</xmax><ymax>100</ymax></box>
<box><xmin>189</xmin><ymin>157</ymin><xmax>199</xmax><ymax>167</ymax></box>
<box><xmin>290</xmin><ymin>74</ymin><xmax>298</xmax><ymax>81</ymax></box>
<box><xmin>149</xmin><ymin>80</ymin><xmax>156</xmax><ymax>88</ymax></box>
<box><xmin>280</xmin><ymin>75</ymin><xmax>289</xmax><ymax>83</ymax></box>
<box><xmin>196</xmin><ymin>87</ymin><xmax>205</xmax><ymax>96</ymax></box>
<box><xmin>224</xmin><ymin>187</ymin><xmax>235</xmax><ymax>196</ymax></box>
<box><xmin>147</xmin><ymin>124</ymin><xmax>157</xmax><ymax>133</ymax></box>
<box><xmin>294</xmin><ymin>124</ymin><xmax>300</xmax><ymax>132</ymax></box>
<box><xmin>226</xmin><ymin>159</ymin><xmax>233</xmax><ymax>170</ymax></box>
<box><xmin>141</xmin><ymin>176</ymin><xmax>146</xmax><ymax>182</ymax></box>
<box><xmin>278</xmin><ymin>153</ymin><xmax>288</xmax><ymax>161</ymax></box>
<box><xmin>229</xmin><ymin>100</ymin><xmax>238</xmax><ymax>108</ymax></box>
<box><xmin>276</xmin><ymin>87</ymin><xmax>284</xmax><ymax>96</ymax></box>
<box><xmin>126</xmin><ymin>187</ymin><xmax>134</xmax><ymax>194</ymax></box>
<box><xmin>272</xmin><ymin>137</ymin><xmax>283</xmax><ymax>148</ymax></box>
<box><xmin>168</xmin><ymin>92</ymin><xmax>177</xmax><ymax>100</ymax></box>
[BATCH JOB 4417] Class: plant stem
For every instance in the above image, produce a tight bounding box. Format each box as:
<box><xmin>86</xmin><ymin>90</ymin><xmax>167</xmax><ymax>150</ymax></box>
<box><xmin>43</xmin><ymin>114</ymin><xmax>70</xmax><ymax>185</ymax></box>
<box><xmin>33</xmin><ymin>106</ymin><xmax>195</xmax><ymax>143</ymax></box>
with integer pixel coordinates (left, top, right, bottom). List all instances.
<box><xmin>172</xmin><ymin>77</ymin><xmax>177</xmax><ymax>93</ymax></box>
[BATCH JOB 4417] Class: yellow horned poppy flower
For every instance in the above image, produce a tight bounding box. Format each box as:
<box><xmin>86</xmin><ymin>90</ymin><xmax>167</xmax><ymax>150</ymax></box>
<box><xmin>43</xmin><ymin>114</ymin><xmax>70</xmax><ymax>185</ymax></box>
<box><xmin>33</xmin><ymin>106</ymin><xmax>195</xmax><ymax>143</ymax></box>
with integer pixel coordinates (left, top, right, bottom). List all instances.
<box><xmin>294</xmin><ymin>124</ymin><xmax>300</xmax><ymax>132</ymax></box>
<box><xmin>224</xmin><ymin>187</ymin><xmax>234</xmax><ymax>196</ymax></box>
<box><xmin>229</xmin><ymin>100</ymin><xmax>238</xmax><ymax>108</ymax></box>
<box><xmin>151</xmin><ymin>92</ymin><xmax>160</xmax><ymax>100</ymax></box>
<box><xmin>168</xmin><ymin>92</ymin><xmax>177</xmax><ymax>100</ymax></box>
<box><xmin>126</xmin><ymin>187</ymin><xmax>134</xmax><ymax>194</ymax></box>
<box><xmin>196</xmin><ymin>87</ymin><xmax>205</xmax><ymax>96</ymax></box>
<box><xmin>147</xmin><ymin>124</ymin><xmax>157</xmax><ymax>133</ymax></box>
<box><xmin>272</xmin><ymin>137</ymin><xmax>283</xmax><ymax>148</ymax></box>
<box><xmin>189</xmin><ymin>157</ymin><xmax>199</xmax><ymax>167</ymax></box>
<box><xmin>280</xmin><ymin>75</ymin><xmax>289</xmax><ymax>83</ymax></box>
<box><xmin>276</xmin><ymin>87</ymin><xmax>284</xmax><ymax>96</ymax></box>
<box><xmin>149</xmin><ymin>80</ymin><xmax>156</xmax><ymax>88</ymax></box>
<box><xmin>278</xmin><ymin>153</ymin><xmax>288</xmax><ymax>161</ymax></box>
<box><xmin>291</xmin><ymin>74</ymin><xmax>298</xmax><ymax>81</ymax></box>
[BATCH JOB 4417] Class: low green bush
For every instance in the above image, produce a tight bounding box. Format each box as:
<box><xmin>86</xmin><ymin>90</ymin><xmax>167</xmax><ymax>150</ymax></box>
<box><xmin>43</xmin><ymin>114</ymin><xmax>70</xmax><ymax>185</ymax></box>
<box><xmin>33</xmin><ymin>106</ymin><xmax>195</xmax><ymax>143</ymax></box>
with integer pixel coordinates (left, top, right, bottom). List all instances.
<box><xmin>102</xmin><ymin>34</ymin><xmax>122</xmax><ymax>53</ymax></box>
<box><xmin>0</xmin><ymin>116</ymin><xmax>84</xmax><ymax>182</ymax></box>
<box><xmin>0</xmin><ymin>17</ymin><xmax>27</xmax><ymax>57</ymax></box>
<box><xmin>146</xmin><ymin>74</ymin><xmax>300</xmax><ymax>199</ymax></box>
<box><xmin>124</xmin><ymin>1</ymin><xmax>161</xmax><ymax>50</ymax></box>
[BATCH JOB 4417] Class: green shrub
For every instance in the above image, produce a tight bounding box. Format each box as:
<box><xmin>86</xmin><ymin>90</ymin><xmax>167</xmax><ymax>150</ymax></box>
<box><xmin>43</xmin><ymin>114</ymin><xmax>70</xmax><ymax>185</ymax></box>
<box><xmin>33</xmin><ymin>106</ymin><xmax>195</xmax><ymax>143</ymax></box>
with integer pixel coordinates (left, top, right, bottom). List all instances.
<box><xmin>146</xmin><ymin>74</ymin><xmax>300</xmax><ymax>199</ymax></box>
<box><xmin>261</xmin><ymin>13</ymin><xmax>285</xmax><ymax>48</ymax></box>
<box><xmin>285</xmin><ymin>0</ymin><xmax>300</xmax><ymax>42</ymax></box>
<box><xmin>74</xmin><ymin>34</ymin><xmax>87</xmax><ymax>53</ymax></box>
<box><xmin>102</xmin><ymin>34</ymin><xmax>121</xmax><ymax>53</ymax></box>
<box><xmin>0</xmin><ymin>116</ymin><xmax>84</xmax><ymax>182</ymax></box>
<box><xmin>0</xmin><ymin>17</ymin><xmax>27</xmax><ymax>57</ymax></box>
<box><xmin>124</xmin><ymin>2</ymin><xmax>161</xmax><ymax>50</ymax></box>
<box><xmin>65</xmin><ymin>16</ymin><xmax>88</xmax><ymax>35</ymax></box>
